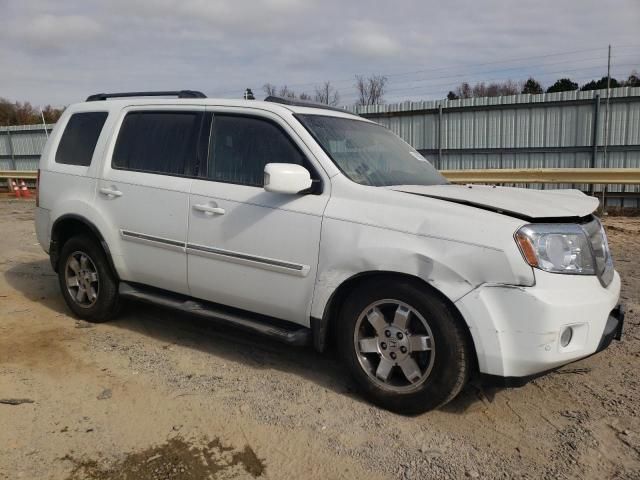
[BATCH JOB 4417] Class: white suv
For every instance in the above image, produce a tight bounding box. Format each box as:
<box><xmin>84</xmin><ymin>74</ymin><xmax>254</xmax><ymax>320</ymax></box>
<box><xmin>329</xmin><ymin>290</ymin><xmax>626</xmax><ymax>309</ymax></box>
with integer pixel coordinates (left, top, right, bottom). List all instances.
<box><xmin>35</xmin><ymin>91</ymin><xmax>624</xmax><ymax>413</ymax></box>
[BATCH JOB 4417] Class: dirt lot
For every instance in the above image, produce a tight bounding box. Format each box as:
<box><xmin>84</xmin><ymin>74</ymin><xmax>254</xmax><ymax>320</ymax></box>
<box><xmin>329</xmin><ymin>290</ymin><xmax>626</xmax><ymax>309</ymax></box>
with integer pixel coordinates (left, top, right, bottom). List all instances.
<box><xmin>0</xmin><ymin>198</ymin><xmax>639</xmax><ymax>480</ymax></box>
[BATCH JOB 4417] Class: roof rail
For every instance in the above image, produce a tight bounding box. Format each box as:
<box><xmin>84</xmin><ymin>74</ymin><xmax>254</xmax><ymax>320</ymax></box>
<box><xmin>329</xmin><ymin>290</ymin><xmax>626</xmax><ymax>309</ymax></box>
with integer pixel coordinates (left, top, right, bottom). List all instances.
<box><xmin>264</xmin><ymin>96</ymin><xmax>355</xmax><ymax>115</ymax></box>
<box><xmin>86</xmin><ymin>90</ymin><xmax>207</xmax><ymax>102</ymax></box>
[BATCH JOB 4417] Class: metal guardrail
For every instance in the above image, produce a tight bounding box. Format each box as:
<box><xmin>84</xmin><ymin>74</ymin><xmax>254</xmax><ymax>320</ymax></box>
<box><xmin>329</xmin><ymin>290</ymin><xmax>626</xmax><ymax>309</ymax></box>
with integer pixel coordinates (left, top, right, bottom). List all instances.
<box><xmin>2</xmin><ymin>168</ymin><xmax>640</xmax><ymax>184</ymax></box>
<box><xmin>441</xmin><ymin>168</ymin><xmax>640</xmax><ymax>184</ymax></box>
<box><xmin>0</xmin><ymin>170</ymin><xmax>37</xmax><ymax>180</ymax></box>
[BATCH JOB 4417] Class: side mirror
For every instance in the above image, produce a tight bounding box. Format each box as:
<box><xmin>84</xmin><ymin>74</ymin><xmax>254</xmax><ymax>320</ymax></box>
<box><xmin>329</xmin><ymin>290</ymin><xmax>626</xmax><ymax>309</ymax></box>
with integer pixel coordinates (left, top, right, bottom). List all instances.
<box><xmin>264</xmin><ymin>163</ymin><xmax>313</xmax><ymax>194</ymax></box>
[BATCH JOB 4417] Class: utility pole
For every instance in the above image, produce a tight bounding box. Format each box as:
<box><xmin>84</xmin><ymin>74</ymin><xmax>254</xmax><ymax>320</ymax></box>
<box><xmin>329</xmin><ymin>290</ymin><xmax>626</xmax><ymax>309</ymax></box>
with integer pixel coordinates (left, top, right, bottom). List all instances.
<box><xmin>437</xmin><ymin>103</ymin><xmax>443</xmax><ymax>170</ymax></box>
<box><xmin>602</xmin><ymin>44</ymin><xmax>611</xmax><ymax>213</ymax></box>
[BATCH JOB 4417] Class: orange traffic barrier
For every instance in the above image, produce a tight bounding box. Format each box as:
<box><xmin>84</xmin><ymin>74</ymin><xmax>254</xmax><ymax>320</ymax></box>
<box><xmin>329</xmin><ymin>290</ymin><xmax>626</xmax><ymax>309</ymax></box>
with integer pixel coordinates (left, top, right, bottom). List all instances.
<box><xmin>19</xmin><ymin>179</ymin><xmax>31</xmax><ymax>198</ymax></box>
<box><xmin>11</xmin><ymin>179</ymin><xmax>21</xmax><ymax>198</ymax></box>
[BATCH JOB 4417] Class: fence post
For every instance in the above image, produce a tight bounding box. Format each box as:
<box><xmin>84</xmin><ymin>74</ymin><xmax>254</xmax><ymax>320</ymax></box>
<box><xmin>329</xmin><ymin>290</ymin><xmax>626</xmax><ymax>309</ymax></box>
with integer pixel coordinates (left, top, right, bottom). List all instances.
<box><xmin>590</xmin><ymin>94</ymin><xmax>600</xmax><ymax>195</ymax></box>
<box><xmin>438</xmin><ymin>103</ymin><xmax>443</xmax><ymax>169</ymax></box>
<box><xmin>4</xmin><ymin>127</ymin><xmax>17</xmax><ymax>170</ymax></box>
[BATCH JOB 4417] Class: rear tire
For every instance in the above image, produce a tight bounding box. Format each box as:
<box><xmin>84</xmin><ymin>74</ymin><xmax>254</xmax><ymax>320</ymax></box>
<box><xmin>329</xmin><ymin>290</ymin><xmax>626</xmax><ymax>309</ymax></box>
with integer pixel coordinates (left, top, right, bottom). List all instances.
<box><xmin>57</xmin><ymin>235</ymin><xmax>121</xmax><ymax>322</ymax></box>
<box><xmin>337</xmin><ymin>278</ymin><xmax>470</xmax><ymax>414</ymax></box>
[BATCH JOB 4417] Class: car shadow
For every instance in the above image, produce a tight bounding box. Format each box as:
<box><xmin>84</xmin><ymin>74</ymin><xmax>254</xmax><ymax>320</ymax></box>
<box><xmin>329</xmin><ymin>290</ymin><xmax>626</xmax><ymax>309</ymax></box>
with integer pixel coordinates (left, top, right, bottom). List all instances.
<box><xmin>5</xmin><ymin>258</ymin><xmax>492</xmax><ymax>415</ymax></box>
<box><xmin>438</xmin><ymin>381</ymin><xmax>502</xmax><ymax>414</ymax></box>
<box><xmin>3</xmin><ymin>259</ymin><xmax>357</xmax><ymax>400</ymax></box>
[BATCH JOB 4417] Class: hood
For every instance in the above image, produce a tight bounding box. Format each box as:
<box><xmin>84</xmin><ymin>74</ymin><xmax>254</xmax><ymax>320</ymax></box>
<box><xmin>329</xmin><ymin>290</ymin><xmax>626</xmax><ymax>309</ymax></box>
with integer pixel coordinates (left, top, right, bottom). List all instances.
<box><xmin>387</xmin><ymin>184</ymin><xmax>599</xmax><ymax>220</ymax></box>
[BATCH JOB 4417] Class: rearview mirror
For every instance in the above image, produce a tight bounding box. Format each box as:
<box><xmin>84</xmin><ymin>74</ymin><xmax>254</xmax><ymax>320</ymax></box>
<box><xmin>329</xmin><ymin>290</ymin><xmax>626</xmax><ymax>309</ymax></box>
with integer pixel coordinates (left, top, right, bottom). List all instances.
<box><xmin>264</xmin><ymin>163</ymin><xmax>312</xmax><ymax>194</ymax></box>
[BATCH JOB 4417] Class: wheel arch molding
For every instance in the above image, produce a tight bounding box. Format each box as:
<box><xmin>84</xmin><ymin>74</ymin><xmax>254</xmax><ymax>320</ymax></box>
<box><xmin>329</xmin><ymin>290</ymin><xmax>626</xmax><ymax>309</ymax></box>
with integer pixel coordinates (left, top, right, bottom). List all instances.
<box><xmin>50</xmin><ymin>214</ymin><xmax>119</xmax><ymax>279</ymax></box>
<box><xmin>311</xmin><ymin>270</ymin><xmax>479</xmax><ymax>373</ymax></box>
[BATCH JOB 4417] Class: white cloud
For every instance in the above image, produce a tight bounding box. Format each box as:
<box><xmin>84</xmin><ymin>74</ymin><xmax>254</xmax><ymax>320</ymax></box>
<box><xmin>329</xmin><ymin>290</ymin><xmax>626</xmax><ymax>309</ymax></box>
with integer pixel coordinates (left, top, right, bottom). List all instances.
<box><xmin>16</xmin><ymin>14</ymin><xmax>104</xmax><ymax>50</ymax></box>
<box><xmin>346</xmin><ymin>22</ymin><xmax>402</xmax><ymax>58</ymax></box>
<box><xmin>109</xmin><ymin>0</ymin><xmax>312</xmax><ymax>33</ymax></box>
<box><xmin>0</xmin><ymin>0</ymin><xmax>638</xmax><ymax>106</ymax></box>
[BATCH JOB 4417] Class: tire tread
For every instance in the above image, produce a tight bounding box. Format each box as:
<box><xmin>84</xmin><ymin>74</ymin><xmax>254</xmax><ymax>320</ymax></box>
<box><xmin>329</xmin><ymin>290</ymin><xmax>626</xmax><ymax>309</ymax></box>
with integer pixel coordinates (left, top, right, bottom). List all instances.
<box><xmin>57</xmin><ymin>234</ymin><xmax>120</xmax><ymax>322</ymax></box>
<box><xmin>337</xmin><ymin>277</ymin><xmax>470</xmax><ymax>414</ymax></box>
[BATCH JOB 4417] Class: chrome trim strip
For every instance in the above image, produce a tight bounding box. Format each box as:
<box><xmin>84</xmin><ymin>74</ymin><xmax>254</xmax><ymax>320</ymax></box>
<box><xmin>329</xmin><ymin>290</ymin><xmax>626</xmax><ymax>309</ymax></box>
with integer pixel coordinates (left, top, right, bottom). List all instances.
<box><xmin>186</xmin><ymin>243</ymin><xmax>310</xmax><ymax>277</ymax></box>
<box><xmin>119</xmin><ymin>230</ymin><xmax>309</xmax><ymax>276</ymax></box>
<box><xmin>120</xmin><ymin>230</ymin><xmax>186</xmax><ymax>252</ymax></box>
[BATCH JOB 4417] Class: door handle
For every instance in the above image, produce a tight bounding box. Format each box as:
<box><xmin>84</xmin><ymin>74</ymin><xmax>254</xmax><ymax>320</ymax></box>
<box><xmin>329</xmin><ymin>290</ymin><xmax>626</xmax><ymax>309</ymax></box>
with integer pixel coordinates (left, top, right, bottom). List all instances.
<box><xmin>193</xmin><ymin>204</ymin><xmax>225</xmax><ymax>215</ymax></box>
<box><xmin>99</xmin><ymin>187</ymin><xmax>123</xmax><ymax>198</ymax></box>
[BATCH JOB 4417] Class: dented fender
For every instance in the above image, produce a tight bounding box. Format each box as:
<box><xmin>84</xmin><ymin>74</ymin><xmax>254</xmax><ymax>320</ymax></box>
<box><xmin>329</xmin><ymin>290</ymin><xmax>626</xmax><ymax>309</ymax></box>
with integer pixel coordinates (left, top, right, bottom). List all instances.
<box><xmin>310</xmin><ymin>216</ymin><xmax>531</xmax><ymax>321</ymax></box>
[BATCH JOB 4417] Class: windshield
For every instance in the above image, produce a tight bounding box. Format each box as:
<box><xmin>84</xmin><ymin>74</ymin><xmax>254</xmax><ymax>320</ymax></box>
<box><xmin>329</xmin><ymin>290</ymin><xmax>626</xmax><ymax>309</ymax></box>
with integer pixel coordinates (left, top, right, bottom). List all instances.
<box><xmin>297</xmin><ymin>114</ymin><xmax>447</xmax><ymax>187</ymax></box>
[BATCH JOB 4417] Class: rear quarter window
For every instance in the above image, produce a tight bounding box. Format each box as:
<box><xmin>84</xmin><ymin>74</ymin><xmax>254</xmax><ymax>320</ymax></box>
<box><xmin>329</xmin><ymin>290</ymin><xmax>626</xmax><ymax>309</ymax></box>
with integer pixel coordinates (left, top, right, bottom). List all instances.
<box><xmin>55</xmin><ymin>112</ymin><xmax>108</xmax><ymax>166</ymax></box>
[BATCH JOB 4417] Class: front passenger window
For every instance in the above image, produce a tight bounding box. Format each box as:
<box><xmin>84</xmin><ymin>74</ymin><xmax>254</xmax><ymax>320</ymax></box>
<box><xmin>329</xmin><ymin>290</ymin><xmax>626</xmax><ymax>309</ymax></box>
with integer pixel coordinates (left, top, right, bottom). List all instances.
<box><xmin>208</xmin><ymin>115</ymin><xmax>305</xmax><ymax>187</ymax></box>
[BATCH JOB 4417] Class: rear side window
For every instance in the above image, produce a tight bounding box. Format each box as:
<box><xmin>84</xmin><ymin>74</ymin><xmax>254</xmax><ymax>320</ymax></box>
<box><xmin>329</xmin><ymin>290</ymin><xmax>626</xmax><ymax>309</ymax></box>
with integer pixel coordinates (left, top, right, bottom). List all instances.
<box><xmin>55</xmin><ymin>112</ymin><xmax>108</xmax><ymax>166</ymax></box>
<box><xmin>208</xmin><ymin>115</ymin><xmax>305</xmax><ymax>186</ymax></box>
<box><xmin>112</xmin><ymin>111</ymin><xmax>202</xmax><ymax>176</ymax></box>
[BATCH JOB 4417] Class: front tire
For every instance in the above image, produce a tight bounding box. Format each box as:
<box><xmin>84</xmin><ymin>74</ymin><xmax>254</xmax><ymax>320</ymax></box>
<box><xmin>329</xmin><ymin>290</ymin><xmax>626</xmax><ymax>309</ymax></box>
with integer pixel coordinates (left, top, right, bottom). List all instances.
<box><xmin>57</xmin><ymin>235</ymin><xmax>121</xmax><ymax>322</ymax></box>
<box><xmin>337</xmin><ymin>278</ymin><xmax>470</xmax><ymax>414</ymax></box>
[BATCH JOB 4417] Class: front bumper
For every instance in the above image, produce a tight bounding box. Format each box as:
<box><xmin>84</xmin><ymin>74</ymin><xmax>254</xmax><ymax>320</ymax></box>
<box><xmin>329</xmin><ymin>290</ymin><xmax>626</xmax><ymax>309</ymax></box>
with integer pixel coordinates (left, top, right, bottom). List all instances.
<box><xmin>455</xmin><ymin>269</ymin><xmax>622</xmax><ymax>379</ymax></box>
<box><xmin>480</xmin><ymin>303</ymin><xmax>624</xmax><ymax>387</ymax></box>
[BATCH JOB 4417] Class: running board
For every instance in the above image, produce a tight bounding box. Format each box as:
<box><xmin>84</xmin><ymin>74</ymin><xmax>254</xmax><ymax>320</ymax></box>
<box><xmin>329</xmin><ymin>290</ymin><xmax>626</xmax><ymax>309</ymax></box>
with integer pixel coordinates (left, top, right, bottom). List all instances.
<box><xmin>118</xmin><ymin>282</ymin><xmax>311</xmax><ymax>347</ymax></box>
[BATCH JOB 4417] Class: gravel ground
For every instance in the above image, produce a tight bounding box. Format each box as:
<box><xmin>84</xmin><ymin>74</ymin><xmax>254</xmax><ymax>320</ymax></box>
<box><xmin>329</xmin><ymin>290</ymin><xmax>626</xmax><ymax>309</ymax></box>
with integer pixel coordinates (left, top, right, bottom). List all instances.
<box><xmin>0</xmin><ymin>197</ymin><xmax>639</xmax><ymax>479</ymax></box>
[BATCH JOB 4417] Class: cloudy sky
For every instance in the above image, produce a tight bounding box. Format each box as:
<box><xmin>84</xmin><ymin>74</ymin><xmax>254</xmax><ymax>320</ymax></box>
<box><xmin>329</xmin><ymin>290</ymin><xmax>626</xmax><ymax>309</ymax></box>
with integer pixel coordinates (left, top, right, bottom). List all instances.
<box><xmin>1</xmin><ymin>0</ymin><xmax>639</xmax><ymax>107</ymax></box>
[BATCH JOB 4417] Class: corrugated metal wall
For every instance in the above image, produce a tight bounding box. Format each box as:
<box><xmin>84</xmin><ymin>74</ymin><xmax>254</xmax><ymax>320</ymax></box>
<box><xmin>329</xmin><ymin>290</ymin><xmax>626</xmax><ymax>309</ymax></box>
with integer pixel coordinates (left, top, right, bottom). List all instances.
<box><xmin>354</xmin><ymin>86</ymin><xmax>640</xmax><ymax>208</ymax></box>
<box><xmin>0</xmin><ymin>124</ymin><xmax>53</xmax><ymax>171</ymax></box>
<box><xmin>3</xmin><ymin>87</ymin><xmax>640</xmax><ymax>207</ymax></box>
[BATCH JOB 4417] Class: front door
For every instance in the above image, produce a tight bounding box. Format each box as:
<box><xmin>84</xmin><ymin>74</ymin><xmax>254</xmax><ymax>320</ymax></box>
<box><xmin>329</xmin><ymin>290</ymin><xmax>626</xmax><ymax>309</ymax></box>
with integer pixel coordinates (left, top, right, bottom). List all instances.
<box><xmin>187</xmin><ymin>109</ymin><xmax>329</xmax><ymax>324</ymax></box>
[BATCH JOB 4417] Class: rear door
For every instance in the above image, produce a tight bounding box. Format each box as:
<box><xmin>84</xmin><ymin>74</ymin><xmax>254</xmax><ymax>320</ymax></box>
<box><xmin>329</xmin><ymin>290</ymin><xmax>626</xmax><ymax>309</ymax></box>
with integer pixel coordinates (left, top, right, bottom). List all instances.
<box><xmin>98</xmin><ymin>106</ymin><xmax>204</xmax><ymax>295</ymax></box>
<box><xmin>187</xmin><ymin>108</ymin><xmax>329</xmax><ymax>324</ymax></box>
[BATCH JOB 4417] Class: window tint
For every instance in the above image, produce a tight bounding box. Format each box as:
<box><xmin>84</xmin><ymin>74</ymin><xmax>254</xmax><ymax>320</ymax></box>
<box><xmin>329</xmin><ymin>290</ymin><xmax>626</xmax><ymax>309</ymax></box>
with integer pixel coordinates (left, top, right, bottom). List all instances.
<box><xmin>55</xmin><ymin>112</ymin><xmax>108</xmax><ymax>166</ymax></box>
<box><xmin>208</xmin><ymin>115</ymin><xmax>305</xmax><ymax>186</ymax></box>
<box><xmin>113</xmin><ymin>111</ymin><xmax>202</xmax><ymax>176</ymax></box>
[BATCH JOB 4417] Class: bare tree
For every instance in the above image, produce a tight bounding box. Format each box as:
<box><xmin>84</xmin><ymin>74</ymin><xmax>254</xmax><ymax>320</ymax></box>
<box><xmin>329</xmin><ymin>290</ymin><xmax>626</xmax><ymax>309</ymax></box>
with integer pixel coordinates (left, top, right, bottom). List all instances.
<box><xmin>263</xmin><ymin>83</ymin><xmax>312</xmax><ymax>100</ymax></box>
<box><xmin>622</xmin><ymin>70</ymin><xmax>640</xmax><ymax>87</ymax></box>
<box><xmin>455</xmin><ymin>82</ymin><xmax>472</xmax><ymax>99</ymax></box>
<box><xmin>471</xmin><ymin>82</ymin><xmax>487</xmax><ymax>97</ymax></box>
<box><xmin>625</xmin><ymin>70</ymin><xmax>640</xmax><ymax>87</ymax></box>
<box><xmin>263</xmin><ymin>83</ymin><xmax>297</xmax><ymax>99</ymax></box>
<box><xmin>263</xmin><ymin>83</ymin><xmax>278</xmax><ymax>97</ymax></box>
<box><xmin>314</xmin><ymin>81</ymin><xmax>340</xmax><ymax>106</ymax></box>
<box><xmin>500</xmin><ymin>80</ymin><xmax>520</xmax><ymax>96</ymax></box>
<box><xmin>278</xmin><ymin>85</ymin><xmax>296</xmax><ymax>99</ymax></box>
<box><xmin>355</xmin><ymin>74</ymin><xmax>388</xmax><ymax>106</ymax></box>
<box><xmin>454</xmin><ymin>80</ymin><xmax>520</xmax><ymax>98</ymax></box>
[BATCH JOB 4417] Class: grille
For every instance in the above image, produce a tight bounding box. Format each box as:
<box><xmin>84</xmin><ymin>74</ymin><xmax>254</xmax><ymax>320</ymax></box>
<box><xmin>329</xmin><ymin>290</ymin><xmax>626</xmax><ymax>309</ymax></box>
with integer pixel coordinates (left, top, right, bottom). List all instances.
<box><xmin>581</xmin><ymin>218</ymin><xmax>614</xmax><ymax>287</ymax></box>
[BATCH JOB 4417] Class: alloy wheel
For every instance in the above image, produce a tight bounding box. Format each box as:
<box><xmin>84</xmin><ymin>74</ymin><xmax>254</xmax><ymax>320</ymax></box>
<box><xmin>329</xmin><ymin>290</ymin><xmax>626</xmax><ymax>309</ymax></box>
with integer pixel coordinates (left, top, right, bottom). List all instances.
<box><xmin>353</xmin><ymin>299</ymin><xmax>435</xmax><ymax>393</ymax></box>
<box><xmin>64</xmin><ymin>251</ymin><xmax>100</xmax><ymax>308</ymax></box>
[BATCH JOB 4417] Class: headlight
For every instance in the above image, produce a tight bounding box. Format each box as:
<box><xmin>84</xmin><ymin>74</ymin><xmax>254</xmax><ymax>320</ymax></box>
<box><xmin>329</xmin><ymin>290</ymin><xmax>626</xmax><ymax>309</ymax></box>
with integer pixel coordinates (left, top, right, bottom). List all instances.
<box><xmin>515</xmin><ymin>224</ymin><xmax>595</xmax><ymax>275</ymax></box>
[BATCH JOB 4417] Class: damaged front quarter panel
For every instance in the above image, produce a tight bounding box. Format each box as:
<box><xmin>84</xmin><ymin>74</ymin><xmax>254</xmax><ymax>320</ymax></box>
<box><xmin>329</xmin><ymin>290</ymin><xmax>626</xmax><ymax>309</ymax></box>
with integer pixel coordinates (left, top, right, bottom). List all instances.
<box><xmin>309</xmin><ymin>178</ymin><xmax>539</xmax><ymax>355</ymax></box>
<box><xmin>310</xmin><ymin>214</ymin><xmax>534</xmax><ymax>322</ymax></box>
